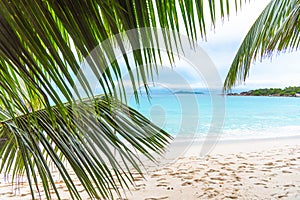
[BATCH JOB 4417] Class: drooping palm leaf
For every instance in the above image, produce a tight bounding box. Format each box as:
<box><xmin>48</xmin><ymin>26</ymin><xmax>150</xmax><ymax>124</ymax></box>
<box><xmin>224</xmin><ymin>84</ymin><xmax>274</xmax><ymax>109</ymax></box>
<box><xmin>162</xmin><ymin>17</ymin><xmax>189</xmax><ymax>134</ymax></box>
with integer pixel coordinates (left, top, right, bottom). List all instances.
<box><xmin>224</xmin><ymin>0</ymin><xmax>300</xmax><ymax>90</ymax></box>
<box><xmin>0</xmin><ymin>0</ymin><xmax>243</xmax><ymax>199</ymax></box>
<box><xmin>0</xmin><ymin>96</ymin><xmax>171</xmax><ymax>199</ymax></box>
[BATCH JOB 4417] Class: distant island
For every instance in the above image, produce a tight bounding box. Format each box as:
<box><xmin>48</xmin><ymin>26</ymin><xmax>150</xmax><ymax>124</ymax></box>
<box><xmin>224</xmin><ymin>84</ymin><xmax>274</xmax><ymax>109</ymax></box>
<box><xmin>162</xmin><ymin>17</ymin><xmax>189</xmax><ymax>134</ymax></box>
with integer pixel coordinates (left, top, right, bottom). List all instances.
<box><xmin>174</xmin><ymin>90</ymin><xmax>204</xmax><ymax>94</ymax></box>
<box><xmin>228</xmin><ymin>86</ymin><xmax>300</xmax><ymax>97</ymax></box>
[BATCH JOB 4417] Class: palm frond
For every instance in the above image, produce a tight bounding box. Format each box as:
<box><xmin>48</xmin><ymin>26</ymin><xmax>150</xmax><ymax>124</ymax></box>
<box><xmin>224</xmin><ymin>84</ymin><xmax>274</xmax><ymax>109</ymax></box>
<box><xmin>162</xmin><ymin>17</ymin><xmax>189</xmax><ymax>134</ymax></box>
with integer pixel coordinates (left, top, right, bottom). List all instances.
<box><xmin>0</xmin><ymin>96</ymin><xmax>171</xmax><ymax>199</ymax></box>
<box><xmin>224</xmin><ymin>0</ymin><xmax>300</xmax><ymax>90</ymax></box>
<box><xmin>0</xmin><ymin>0</ymin><xmax>243</xmax><ymax>199</ymax></box>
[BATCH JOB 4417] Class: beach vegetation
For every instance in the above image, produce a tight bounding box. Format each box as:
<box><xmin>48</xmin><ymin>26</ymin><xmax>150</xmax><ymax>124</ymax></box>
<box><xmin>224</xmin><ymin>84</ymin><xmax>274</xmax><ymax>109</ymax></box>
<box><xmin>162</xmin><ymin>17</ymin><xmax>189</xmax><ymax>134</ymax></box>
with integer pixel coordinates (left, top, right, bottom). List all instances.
<box><xmin>228</xmin><ymin>86</ymin><xmax>300</xmax><ymax>97</ymax></box>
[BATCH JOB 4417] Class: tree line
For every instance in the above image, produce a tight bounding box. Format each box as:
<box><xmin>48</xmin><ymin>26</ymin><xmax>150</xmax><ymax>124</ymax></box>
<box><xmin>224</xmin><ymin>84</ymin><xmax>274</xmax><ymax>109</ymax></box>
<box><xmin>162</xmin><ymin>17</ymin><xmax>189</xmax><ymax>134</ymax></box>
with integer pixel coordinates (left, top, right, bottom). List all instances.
<box><xmin>228</xmin><ymin>86</ymin><xmax>300</xmax><ymax>97</ymax></box>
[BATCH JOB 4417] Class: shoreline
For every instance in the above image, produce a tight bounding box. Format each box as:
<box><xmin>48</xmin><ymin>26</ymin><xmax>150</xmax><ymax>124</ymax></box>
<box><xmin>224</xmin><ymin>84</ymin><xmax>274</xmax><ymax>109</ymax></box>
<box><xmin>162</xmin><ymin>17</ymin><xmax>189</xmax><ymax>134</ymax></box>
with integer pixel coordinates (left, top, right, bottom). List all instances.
<box><xmin>206</xmin><ymin>135</ymin><xmax>300</xmax><ymax>155</ymax></box>
<box><xmin>157</xmin><ymin>134</ymin><xmax>300</xmax><ymax>157</ymax></box>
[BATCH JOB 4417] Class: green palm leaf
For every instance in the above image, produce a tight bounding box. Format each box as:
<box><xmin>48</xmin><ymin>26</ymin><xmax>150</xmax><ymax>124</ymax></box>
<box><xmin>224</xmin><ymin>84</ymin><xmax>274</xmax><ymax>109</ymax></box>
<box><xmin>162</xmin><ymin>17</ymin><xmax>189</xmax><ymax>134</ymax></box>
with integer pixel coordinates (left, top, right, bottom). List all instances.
<box><xmin>224</xmin><ymin>0</ymin><xmax>300</xmax><ymax>90</ymax></box>
<box><xmin>0</xmin><ymin>96</ymin><xmax>171</xmax><ymax>199</ymax></box>
<box><xmin>0</xmin><ymin>0</ymin><xmax>242</xmax><ymax>199</ymax></box>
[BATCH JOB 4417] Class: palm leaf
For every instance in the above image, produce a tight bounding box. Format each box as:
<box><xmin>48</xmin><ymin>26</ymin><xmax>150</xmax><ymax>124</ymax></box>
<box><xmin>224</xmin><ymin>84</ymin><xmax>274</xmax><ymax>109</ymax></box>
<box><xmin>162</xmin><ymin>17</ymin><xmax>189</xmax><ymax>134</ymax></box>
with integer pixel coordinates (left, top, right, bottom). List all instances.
<box><xmin>0</xmin><ymin>96</ymin><xmax>171</xmax><ymax>199</ymax></box>
<box><xmin>224</xmin><ymin>0</ymin><xmax>300</xmax><ymax>90</ymax></box>
<box><xmin>0</xmin><ymin>0</ymin><xmax>242</xmax><ymax>199</ymax></box>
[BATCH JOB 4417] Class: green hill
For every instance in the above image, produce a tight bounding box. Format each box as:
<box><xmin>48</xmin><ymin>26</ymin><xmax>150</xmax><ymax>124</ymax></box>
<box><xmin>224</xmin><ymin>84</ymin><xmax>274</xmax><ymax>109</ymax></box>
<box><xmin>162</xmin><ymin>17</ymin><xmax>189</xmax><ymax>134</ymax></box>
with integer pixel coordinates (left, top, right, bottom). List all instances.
<box><xmin>228</xmin><ymin>86</ymin><xmax>300</xmax><ymax>97</ymax></box>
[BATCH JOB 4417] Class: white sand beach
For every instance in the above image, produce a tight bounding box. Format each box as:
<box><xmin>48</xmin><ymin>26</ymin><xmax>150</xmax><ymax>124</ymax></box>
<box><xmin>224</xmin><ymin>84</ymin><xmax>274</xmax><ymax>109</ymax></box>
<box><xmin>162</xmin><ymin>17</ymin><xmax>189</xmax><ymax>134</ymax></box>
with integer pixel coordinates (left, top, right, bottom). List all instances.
<box><xmin>1</xmin><ymin>136</ymin><xmax>300</xmax><ymax>200</ymax></box>
<box><xmin>128</xmin><ymin>137</ymin><xmax>300</xmax><ymax>200</ymax></box>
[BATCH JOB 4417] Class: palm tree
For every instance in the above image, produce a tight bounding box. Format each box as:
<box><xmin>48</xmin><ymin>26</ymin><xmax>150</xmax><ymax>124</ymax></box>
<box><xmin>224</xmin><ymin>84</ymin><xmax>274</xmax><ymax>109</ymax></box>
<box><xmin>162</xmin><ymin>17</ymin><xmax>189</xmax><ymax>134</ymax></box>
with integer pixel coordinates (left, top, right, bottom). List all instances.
<box><xmin>0</xmin><ymin>0</ymin><xmax>237</xmax><ymax>199</ymax></box>
<box><xmin>224</xmin><ymin>0</ymin><xmax>300</xmax><ymax>90</ymax></box>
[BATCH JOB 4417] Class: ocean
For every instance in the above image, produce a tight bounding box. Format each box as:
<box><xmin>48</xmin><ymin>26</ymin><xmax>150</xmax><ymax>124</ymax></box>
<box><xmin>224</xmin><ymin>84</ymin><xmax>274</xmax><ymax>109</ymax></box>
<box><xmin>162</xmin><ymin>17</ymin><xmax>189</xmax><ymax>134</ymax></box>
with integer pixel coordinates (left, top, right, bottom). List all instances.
<box><xmin>129</xmin><ymin>93</ymin><xmax>300</xmax><ymax>141</ymax></box>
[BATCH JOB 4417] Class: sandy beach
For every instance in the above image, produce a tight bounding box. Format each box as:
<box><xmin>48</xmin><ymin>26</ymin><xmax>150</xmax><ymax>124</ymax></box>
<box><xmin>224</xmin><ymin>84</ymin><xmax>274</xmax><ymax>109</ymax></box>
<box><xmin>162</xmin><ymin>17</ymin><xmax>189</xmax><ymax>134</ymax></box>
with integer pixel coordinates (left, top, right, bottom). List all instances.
<box><xmin>128</xmin><ymin>137</ymin><xmax>300</xmax><ymax>200</ymax></box>
<box><xmin>1</xmin><ymin>136</ymin><xmax>300</xmax><ymax>200</ymax></box>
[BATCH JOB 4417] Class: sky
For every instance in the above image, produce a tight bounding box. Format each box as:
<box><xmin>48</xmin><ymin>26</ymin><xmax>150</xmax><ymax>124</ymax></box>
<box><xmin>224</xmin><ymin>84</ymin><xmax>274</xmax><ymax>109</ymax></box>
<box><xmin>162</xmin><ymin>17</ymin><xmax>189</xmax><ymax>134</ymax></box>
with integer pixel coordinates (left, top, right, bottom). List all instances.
<box><xmin>83</xmin><ymin>0</ymin><xmax>300</xmax><ymax>97</ymax></box>
<box><xmin>126</xmin><ymin>0</ymin><xmax>300</xmax><ymax>93</ymax></box>
<box><xmin>197</xmin><ymin>0</ymin><xmax>300</xmax><ymax>90</ymax></box>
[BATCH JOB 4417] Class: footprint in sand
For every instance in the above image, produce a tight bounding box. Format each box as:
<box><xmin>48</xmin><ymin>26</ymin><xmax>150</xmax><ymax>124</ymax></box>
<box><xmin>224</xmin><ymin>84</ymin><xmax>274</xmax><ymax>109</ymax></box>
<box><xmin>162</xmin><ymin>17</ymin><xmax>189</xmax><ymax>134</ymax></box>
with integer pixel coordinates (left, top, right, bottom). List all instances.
<box><xmin>236</xmin><ymin>155</ymin><xmax>246</xmax><ymax>159</ymax></box>
<box><xmin>194</xmin><ymin>168</ymin><xmax>205</xmax><ymax>172</ymax></box>
<box><xmin>284</xmin><ymin>184</ymin><xmax>295</xmax><ymax>187</ymax></box>
<box><xmin>78</xmin><ymin>188</ymin><xmax>86</xmax><ymax>192</ymax></box>
<box><xmin>269</xmin><ymin>173</ymin><xmax>277</xmax><ymax>177</ymax></box>
<box><xmin>169</xmin><ymin>172</ymin><xmax>180</xmax><ymax>176</ymax></box>
<box><xmin>203</xmin><ymin>187</ymin><xmax>217</xmax><ymax>191</ymax></box>
<box><xmin>208</xmin><ymin>180</ymin><xmax>218</xmax><ymax>184</ymax></box>
<box><xmin>260</xmin><ymin>179</ymin><xmax>269</xmax><ymax>182</ymax></box>
<box><xmin>178</xmin><ymin>168</ymin><xmax>188</xmax><ymax>172</ymax></box>
<box><xmin>230</xmin><ymin>174</ymin><xmax>241</xmax><ymax>181</ymax></box>
<box><xmin>260</xmin><ymin>169</ymin><xmax>271</xmax><ymax>172</ymax></box>
<box><xmin>20</xmin><ymin>193</ymin><xmax>31</xmax><ymax>197</ymax></box>
<box><xmin>224</xmin><ymin>195</ymin><xmax>238</xmax><ymax>199</ymax></box>
<box><xmin>194</xmin><ymin>178</ymin><xmax>205</xmax><ymax>183</ymax></box>
<box><xmin>277</xmin><ymin>192</ymin><xmax>289</xmax><ymax>198</ymax></box>
<box><xmin>202</xmin><ymin>188</ymin><xmax>220</xmax><ymax>198</ymax></box>
<box><xmin>144</xmin><ymin>197</ymin><xmax>169</xmax><ymax>200</ymax></box>
<box><xmin>181</xmin><ymin>181</ymin><xmax>193</xmax><ymax>186</ymax></box>
<box><xmin>264</xmin><ymin>166</ymin><xmax>274</xmax><ymax>170</ymax></box>
<box><xmin>135</xmin><ymin>183</ymin><xmax>146</xmax><ymax>188</ymax></box>
<box><xmin>254</xmin><ymin>182</ymin><xmax>266</xmax><ymax>186</ymax></box>
<box><xmin>282</xmin><ymin>170</ymin><xmax>292</xmax><ymax>173</ymax></box>
<box><xmin>226</xmin><ymin>168</ymin><xmax>235</xmax><ymax>172</ymax></box>
<box><xmin>207</xmin><ymin>169</ymin><xmax>220</xmax><ymax>173</ymax></box>
<box><xmin>156</xmin><ymin>183</ymin><xmax>168</xmax><ymax>187</ymax></box>
<box><xmin>219</xmin><ymin>172</ymin><xmax>228</xmax><ymax>176</ymax></box>
<box><xmin>211</xmin><ymin>177</ymin><xmax>226</xmax><ymax>181</ymax></box>
<box><xmin>151</xmin><ymin>173</ymin><xmax>163</xmax><ymax>178</ymax></box>
<box><xmin>233</xmin><ymin>183</ymin><xmax>242</xmax><ymax>186</ymax></box>
<box><xmin>264</xmin><ymin>162</ymin><xmax>274</xmax><ymax>166</ymax></box>
<box><xmin>133</xmin><ymin>177</ymin><xmax>144</xmax><ymax>181</ymax></box>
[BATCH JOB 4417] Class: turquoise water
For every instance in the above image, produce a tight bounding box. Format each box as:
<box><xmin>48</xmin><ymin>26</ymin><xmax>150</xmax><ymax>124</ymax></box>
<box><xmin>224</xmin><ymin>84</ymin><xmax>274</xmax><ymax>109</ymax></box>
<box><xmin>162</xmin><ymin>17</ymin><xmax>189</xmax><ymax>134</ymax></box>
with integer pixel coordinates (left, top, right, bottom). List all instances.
<box><xmin>129</xmin><ymin>94</ymin><xmax>300</xmax><ymax>141</ymax></box>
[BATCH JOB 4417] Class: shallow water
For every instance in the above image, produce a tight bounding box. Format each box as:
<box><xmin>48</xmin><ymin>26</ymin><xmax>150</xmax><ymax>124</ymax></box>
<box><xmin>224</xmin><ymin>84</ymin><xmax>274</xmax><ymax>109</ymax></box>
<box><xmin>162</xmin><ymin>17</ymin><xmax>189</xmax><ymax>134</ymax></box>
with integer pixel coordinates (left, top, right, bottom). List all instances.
<box><xmin>129</xmin><ymin>93</ymin><xmax>300</xmax><ymax>141</ymax></box>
